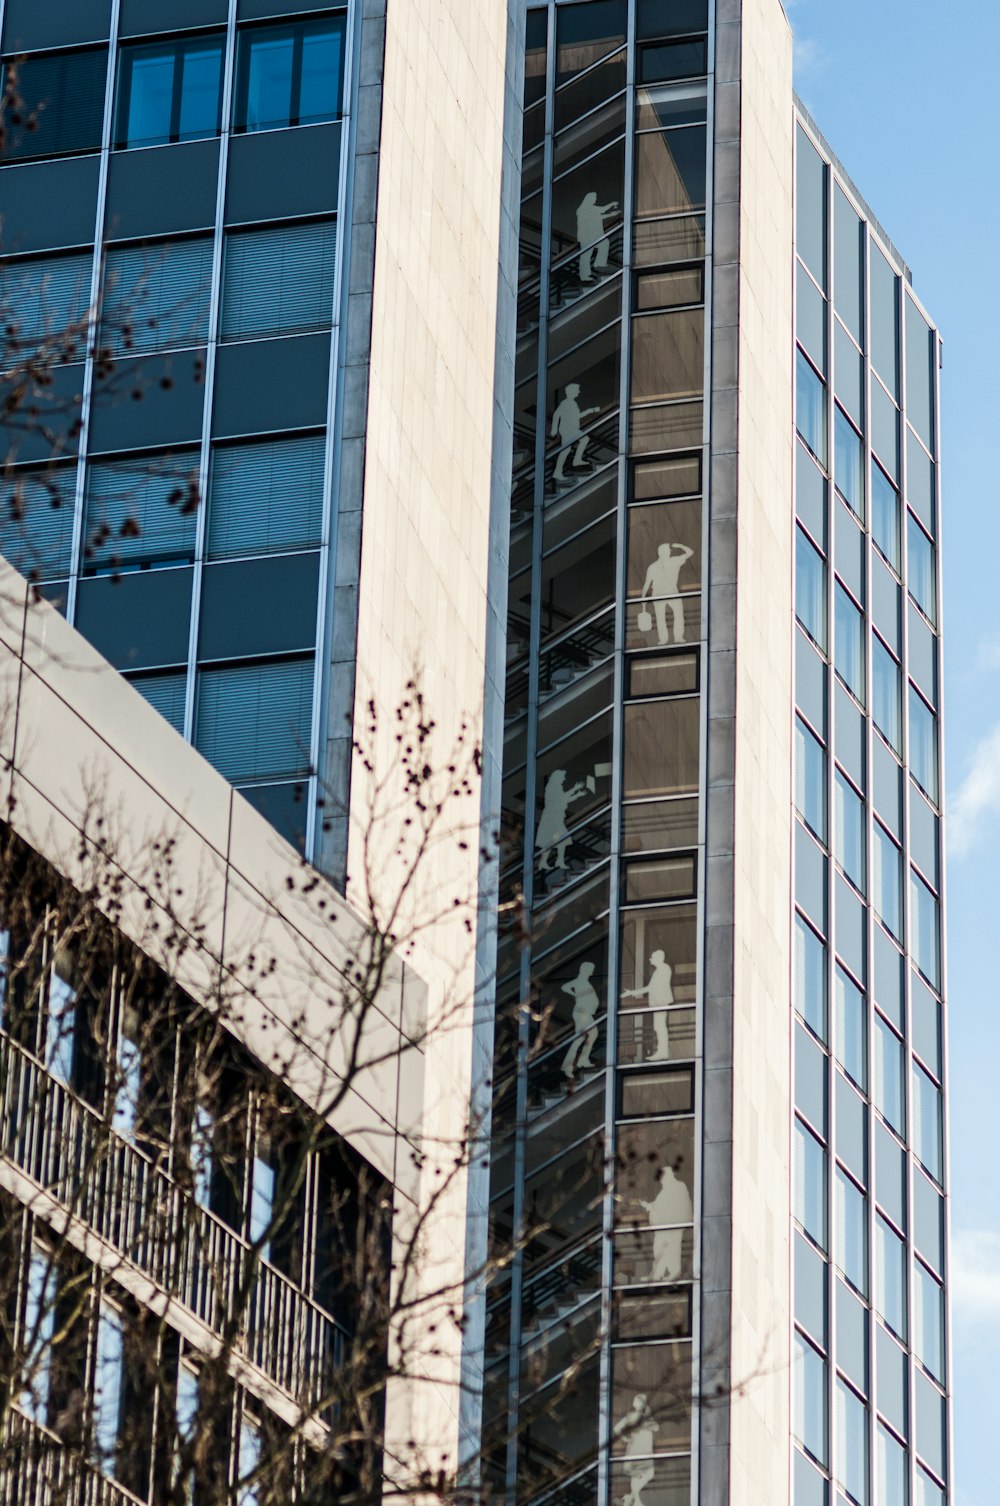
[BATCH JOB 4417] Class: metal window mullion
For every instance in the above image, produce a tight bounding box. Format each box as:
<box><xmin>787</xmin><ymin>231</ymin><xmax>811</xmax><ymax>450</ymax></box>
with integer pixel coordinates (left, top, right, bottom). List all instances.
<box><xmin>182</xmin><ymin>0</ymin><xmax>240</xmax><ymax>746</ymax></box>
<box><xmin>66</xmin><ymin>5</ymin><xmax>123</xmax><ymax>627</ymax></box>
<box><xmin>307</xmin><ymin>0</ymin><xmax>357</xmax><ymax>862</ymax></box>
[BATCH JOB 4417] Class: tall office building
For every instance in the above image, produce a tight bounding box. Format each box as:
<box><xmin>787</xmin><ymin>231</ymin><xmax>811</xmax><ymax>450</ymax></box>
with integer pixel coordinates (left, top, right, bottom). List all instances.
<box><xmin>484</xmin><ymin>4</ymin><xmax>951</xmax><ymax>1506</ymax></box>
<box><xmin>0</xmin><ymin>2</ymin><xmax>952</xmax><ymax>1506</ymax></box>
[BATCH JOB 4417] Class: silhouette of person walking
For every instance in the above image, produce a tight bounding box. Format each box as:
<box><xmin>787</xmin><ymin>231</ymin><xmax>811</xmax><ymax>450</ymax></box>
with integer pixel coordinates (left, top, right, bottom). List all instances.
<box><xmin>637</xmin><ymin>1163</ymin><xmax>693</xmax><ymax>1282</ymax></box>
<box><xmin>536</xmin><ymin>768</ymin><xmax>587</xmax><ymax>871</ymax></box>
<box><xmin>640</xmin><ymin>541</ymin><xmax>694</xmax><ymax>644</ymax></box>
<box><xmin>622</xmin><ymin>948</ymin><xmax>673</xmax><ymax>1060</ymax></box>
<box><xmin>562</xmin><ymin>961</ymin><xmax>600</xmax><ymax>1079</ymax></box>
<box><xmin>576</xmin><ymin>191</ymin><xmax>619</xmax><ymax>283</ymax></box>
<box><xmin>551</xmin><ymin>383</ymin><xmax>601</xmax><ymax>483</ymax></box>
<box><xmin>612</xmin><ymin>1391</ymin><xmax>658</xmax><ymax>1506</ymax></box>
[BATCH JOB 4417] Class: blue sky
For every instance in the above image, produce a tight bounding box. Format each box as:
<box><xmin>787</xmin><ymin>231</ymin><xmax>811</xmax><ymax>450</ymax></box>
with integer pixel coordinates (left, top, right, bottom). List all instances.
<box><xmin>789</xmin><ymin>1</ymin><xmax>1000</xmax><ymax>1498</ymax></box>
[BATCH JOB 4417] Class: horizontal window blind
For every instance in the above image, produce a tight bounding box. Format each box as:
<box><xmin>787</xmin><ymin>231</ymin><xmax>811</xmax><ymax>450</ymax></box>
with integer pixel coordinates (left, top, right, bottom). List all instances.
<box><xmin>6</xmin><ymin>51</ymin><xmax>107</xmax><ymax>161</ymax></box>
<box><xmin>84</xmin><ymin>452</ymin><xmax>199</xmax><ymax>568</ymax></box>
<box><xmin>195</xmin><ymin>656</ymin><xmax>313</xmax><ymax>783</ymax></box>
<box><xmin>208</xmin><ymin>434</ymin><xmax>325</xmax><ymax>559</ymax></box>
<box><xmin>103</xmin><ymin>239</ymin><xmax>213</xmax><ymax>355</ymax></box>
<box><xmin>2</xmin><ymin>253</ymin><xmax>93</xmax><ymax>352</ymax></box>
<box><xmin>128</xmin><ymin>671</ymin><xmax>187</xmax><ymax>734</ymax></box>
<box><xmin>221</xmin><ymin>221</ymin><xmax>337</xmax><ymax>342</ymax></box>
<box><xmin>0</xmin><ymin>468</ymin><xmax>76</xmax><ymax>580</ymax></box>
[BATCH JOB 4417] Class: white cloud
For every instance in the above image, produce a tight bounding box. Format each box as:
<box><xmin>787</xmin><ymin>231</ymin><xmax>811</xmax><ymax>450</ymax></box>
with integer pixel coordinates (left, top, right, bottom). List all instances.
<box><xmin>948</xmin><ymin>721</ymin><xmax>1000</xmax><ymax>857</ymax></box>
<box><xmin>977</xmin><ymin>635</ymin><xmax>1000</xmax><ymax>672</ymax></box>
<box><xmin>951</xmin><ymin>1229</ymin><xmax>1000</xmax><ymax>1325</ymax></box>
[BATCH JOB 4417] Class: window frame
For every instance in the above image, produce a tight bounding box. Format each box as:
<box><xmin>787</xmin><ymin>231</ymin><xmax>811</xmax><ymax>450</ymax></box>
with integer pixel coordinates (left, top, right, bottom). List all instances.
<box><xmin>114</xmin><ymin>33</ymin><xmax>226</xmax><ymax>151</ymax></box>
<box><xmin>232</xmin><ymin>13</ymin><xmax>348</xmax><ymax>135</ymax></box>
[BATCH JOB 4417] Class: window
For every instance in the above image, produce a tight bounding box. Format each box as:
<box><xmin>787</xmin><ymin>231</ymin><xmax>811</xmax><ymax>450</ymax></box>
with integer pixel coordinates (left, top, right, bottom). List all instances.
<box><xmin>0</xmin><ymin>466</ymin><xmax>77</xmax><ymax>584</ymax></box>
<box><xmin>237</xmin><ymin>1410</ymin><xmax>262</xmax><ymax>1506</ymax></box>
<box><xmin>870</xmin><ymin>245</ymin><xmax>899</xmax><ymax>397</ymax></box>
<box><xmin>795</xmin><ymin>915</ymin><xmax>827</xmax><ymax>1041</ymax></box>
<box><xmin>795</xmin><ymin>718</ymin><xmax>826</xmax><ymax>842</ymax></box>
<box><xmin>208</xmin><ymin>434</ymin><xmax>325</xmax><ymax>560</ymax></box>
<box><xmin>234</xmin><ymin>16</ymin><xmax>347</xmax><ymax>133</ymax></box>
<box><xmin>912</xmin><ymin>1063</ymin><xmax>943</xmax><ymax>1184</ymax></box>
<box><xmin>94</xmin><ymin>1302</ymin><xmax>125</xmax><ymax>1473</ymax></box>
<box><xmin>46</xmin><ymin>953</ymin><xmax>78</xmax><ymax>1086</ymax></box>
<box><xmin>2</xmin><ymin>48</ymin><xmax>107</xmax><ymax>160</ymax></box>
<box><xmin>102</xmin><ymin>239</ymin><xmax>213</xmax><ymax>355</ymax></box>
<box><xmin>129</xmin><ymin>671</ymin><xmax>187</xmax><ymax>734</ymax></box>
<box><xmin>834</xmin><ymin>771</ymin><xmax>864</xmax><ymax>893</ymax></box>
<box><xmin>872</xmin><ymin>638</ymin><xmax>900</xmax><ymax>753</ymax></box>
<box><xmin>835</xmin><ymin>1168</ymin><xmax>867</xmax><ymax>1295</ymax></box>
<box><xmin>876</xmin><ymin>1425</ymin><xmax>907</xmax><ymax>1506</ymax></box>
<box><xmin>834</xmin><ymin>407</ymin><xmax>863</xmax><ymax>518</ymax></box>
<box><xmin>834</xmin><ymin>584</ymin><xmax>864</xmax><ymax>702</ymax></box>
<box><xmin>21</xmin><ymin>1249</ymin><xmax>56</xmax><ymax>1423</ymax></box>
<box><xmin>871</xmin><ymin>463</ymin><xmax>899</xmax><ymax>570</ymax></box>
<box><xmin>795</xmin><ymin>1119</ymin><xmax>827</xmax><ymax>1249</ymax></box>
<box><xmin>835</xmin><ymin>1380</ymin><xmax>868</xmax><ymax>1505</ymax></box>
<box><xmin>116</xmin><ymin>36</ymin><xmax>224</xmax><ymax>149</ymax></box>
<box><xmin>909</xmin><ymin>689</ymin><xmax>938</xmax><ymax>805</ymax></box>
<box><xmin>834</xmin><ymin>185</ymin><xmax>863</xmax><ymax>344</ymax></box>
<box><xmin>874</xmin><ymin>1016</ymin><xmax>904</xmax><ymax>1136</ymax></box>
<box><xmin>915</xmin><ymin>1262</ymin><xmax>944</xmax><ymax>1383</ymax></box>
<box><xmin>797</xmin><ymin>350</ymin><xmax>826</xmax><ymax>465</ymax></box>
<box><xmin>835</xmin><ymin>967</ymin><xmax>866</xmax><ymax>1089</ymax></box>
<box><xmin>221</xmin><ymin>221</ymin><xmax>337</xmax><ymax>342</ymax></box>
<box><xmin>84</xmin><ymin>452</ymin><xmax>200</xmax><ymax>571</ymax></box>
<box><xmin>796</xmin><ymin>526</ymin><xmax>826</xmax><ymax>651</ymax></box>
<box><xmin>195</xmin><ymin>657</ymin><xmax>314</xmax><ymax>784</ymax></box>
<box><xmin>910</xmin><ymin>871</ymin><xmax>940</xmax><ymax>990</ymax></box>
<box><xmin>908</xmin><ymin>514</ymin><xmax>936</xmax><ymax>623</ymax></box>
<box><xmin>872</xmin><ymin>823</ymin><xmax>901</xmax><ymax>940</ymax></box>
<box><xmin>794</xmin><ymin>1334</ymin><xmax>828</xmax><ymax>1467</ymax></box>
<box><xmin>874</xmin><ymin>1217</ymin><xmax>906</xmax><ymax>1339</ymax></box>
<box><xmin>796</xmin><ymin>127</ymin><xmax>827</xmax><ymax>291</ymax></box>
<box><xmin>2</xmin><ymin>252</ymin><xmax>93</xmax><ymax>352</ymax></box>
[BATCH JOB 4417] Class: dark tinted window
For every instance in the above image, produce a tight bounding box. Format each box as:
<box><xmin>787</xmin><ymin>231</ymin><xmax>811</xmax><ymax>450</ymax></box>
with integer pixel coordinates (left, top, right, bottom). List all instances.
<box><xmin>2</xmin><ymin>48</ymin><xmax>107</xmax><ymax>160</ymax></box>
<box><xmin>638</xmin><ymin>41</ymin><xmax>707</xmax><ymax>83</ymax></box>
<box><xmin>75</xmin><ymin>566</ymin><xmax>193</xmax><ymax>670</ymax></box>
<box><xmin>233</xmin><ymin>16</ymin><xmax>346</xmax><ymax>133</ymax></box>
<box><xmin>116</xmin><ymin>35</ymin><xmax>224</xmax><ymax>148</ymax></box>
<box><xmin>637</xmin><ymin>0</ymin><xmax>708</xmax><ymax>37</ymax></box>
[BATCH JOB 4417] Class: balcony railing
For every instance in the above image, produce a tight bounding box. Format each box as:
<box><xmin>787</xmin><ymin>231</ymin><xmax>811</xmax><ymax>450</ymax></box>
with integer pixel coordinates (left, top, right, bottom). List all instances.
<box><xmin>0</xmin><ymin>1029</ymin><xmax>347</xmax><ymax>1411</ymax></box>
<box><xmin>0</xmin><ymin>1407</ymin><xmax>142</xmax><ymax>1506</ymax></box>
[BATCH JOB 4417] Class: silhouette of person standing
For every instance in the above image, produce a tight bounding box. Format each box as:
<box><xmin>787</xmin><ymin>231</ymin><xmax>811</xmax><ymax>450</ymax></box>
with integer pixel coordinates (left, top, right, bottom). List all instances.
<box><xmin>622</xmin><ymin>948</ymin><xmax>673</xmax><ymax>1060</ymax></box>
<box><xmin>640</xmin><ymin>541</ymin><xmax>694</xmax><ymax>644</ymax></box>
<box><xmin>576</xmin><ymin>191</ymin><xmax>619</xmax><ymax>282</ymax></box>
<box><xmin>536</xmin><ymin>768</ymin><xmax>587</xmax><ymax>871</ymax></box>
<box><xmin>612</xmin><ymin>1391</ymin><xmax>658</xmax><ymax>1506</ymax></box>
<box><xmin>551</xmin><ymin>384</ymin><xmax>601</xmax><ymax>483</ymax></box>
<box><xmin>562</xmin><ymin>961</ymin><xmax>601</xmax><ymax>1079</ymax></box>
<box><xmin>637</xmin><ymin>1163</ymin><xmax>693</xmax><ymax>1282</ymax></box>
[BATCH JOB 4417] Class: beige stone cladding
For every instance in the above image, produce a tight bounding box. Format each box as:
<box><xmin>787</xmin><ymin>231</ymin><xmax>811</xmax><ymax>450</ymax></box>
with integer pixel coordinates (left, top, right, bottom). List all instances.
<box><xmin>0</xmin><ymin>561</ymin><xmax>439</xmax><ymax>1446</ymax></box>
<box><xmin>732</xmin><ymin>0</ymin><xmax>795</xmax><ymax>1499</ymax></box>
<box><xmin>350</xmin><ymin>0</ymin><xmax>512</xmax><ymax>1483</ymax></box>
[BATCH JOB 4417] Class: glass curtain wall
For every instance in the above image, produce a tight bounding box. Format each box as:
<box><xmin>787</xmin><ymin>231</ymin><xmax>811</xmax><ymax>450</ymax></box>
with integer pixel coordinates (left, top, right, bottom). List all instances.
<box><xmin>490</xmin><ymin>4</ymin><xmax>710</xmax><ymax>1504</ymax></box>
<box><xmin>792</xmin><ymin>118</ymin><xmax>949</xmax><ymax>1506</ymax></box>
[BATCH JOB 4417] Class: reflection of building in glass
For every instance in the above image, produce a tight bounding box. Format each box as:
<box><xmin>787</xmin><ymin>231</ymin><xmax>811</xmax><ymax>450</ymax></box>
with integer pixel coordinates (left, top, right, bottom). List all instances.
<box><xmin>488</xmin><ymin>4</ymin><xmax>951</xmax><ymax>1506</ymax></box>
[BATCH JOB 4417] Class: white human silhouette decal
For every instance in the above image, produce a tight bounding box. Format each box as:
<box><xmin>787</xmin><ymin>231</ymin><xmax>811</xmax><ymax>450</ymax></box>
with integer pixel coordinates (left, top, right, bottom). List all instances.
<box><xmin>637</xmin><ymin>1162</ymin><xmax>693</xmax><ymax>1282</ymax></box>
<box><xmin>576</xmin><ymin>191</ymin><xmax>619</xmax><ymax>283</ymax></box>
<box><xmin>551</xmin><ymin>383</ymin><xmax>600</xmax><ymax>483</ymax></box>
<box><xmin>535</xmin><ymin>768</ymin><xmax>587</xmax><ymax>871</ymax></box>
<box><xmin>639</xmin><ymin>540</ymin><xmax>694</xmax><ymax>644</ymax></box>
<box><xmin>613</xmin><ymin>1391</ymin><xmax>658</xmax><ymax>1506</ymax></box>
<box><xmin>622</xmin><ymin>948</ymin><xmax>673</xmax><ymax>1060</ymax></box>
<box><xmin>561</xmin><ymin>961</ymin><xmax>600</xmax><ymax>1079</ymax></box>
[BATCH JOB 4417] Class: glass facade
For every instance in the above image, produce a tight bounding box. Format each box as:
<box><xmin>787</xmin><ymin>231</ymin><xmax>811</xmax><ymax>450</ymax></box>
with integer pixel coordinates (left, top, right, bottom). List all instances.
<box><xmin>490</xmin><ymin>3</ymin><xmax>709</xmax><ymax>1502</ymax></box>
<box><xmin>793</xmin><ymin>116</ymin><xmax>949</xmax><ymax>1506</ymax></box>
<box><xmin>0</xmin><ymin>2</ymin><xmax>352</xmax><ymax>855</ymax></box>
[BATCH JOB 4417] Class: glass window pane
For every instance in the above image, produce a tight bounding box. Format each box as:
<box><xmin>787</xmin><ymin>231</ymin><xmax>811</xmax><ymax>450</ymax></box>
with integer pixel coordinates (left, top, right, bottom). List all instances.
<box><xmin>798</xmin><ymin>260</ymin><xmax>827</xmax><ymax>373</ymax></box>
<box><xmin>835</xmin><ymin>967</ymin><xmax>866</xmax><ymax>1089</ymax></box>
<box><xmin>797</xmin><ymin>440</ymin><xmax>827</xmax><ymax>547</ymax></box>
<box><xmin>796</xmin><ymin>1449</ymin><xmax>830</xmax><ymax>1506</ymax></box>
<box><xmin>872</xmin><ymin>556</ymin><xmax>900</xmax><ymax>658</ymax></box>
<box><xmin>909</xmin><ymin>689</ymin><xmax>938</xmax><ymax>804</ymax></box>
<box><xmin>5</xmin><ymin>49</ymin><xmax>107</xmax><ymax>161</ymax></box>
<box><xmin>558</xmin><ymin>0</ymin><xmax>627</xmax><ymax>82</ymax></box>
<box><xmin>794</xmin><ymin>1334</ymin><xmax>829</xmax><ymax>1466</ymax></box>
<box><xmin>906</xmin><ymin>428</ymin><xmax>935</xmax><ymax>536</ymax></box>
<box><xmin>796</xmin><ymin>1023</ymin><xmax>828</xmax><ymax>1133</ymax></box>
<box><xmin>797</xmin><ymin>350</ymin><xmax>827</xmax><ymax>465</ymax></box>
<box><xmin>631</xmin><ymin>307</ymin><xmax>704</xmax><ymax>402</ymax></box>
<box><xmin>873</xmin><ymin>733</ymin><xmax>902</xmax><ymax>838</ymax></box>
<box><xmin>837</xmin><ymin>1281</ymin><xmax>868</xmax><ymax>1395</ymax></box>
<box><xmin>243</xmin><ymin>32</ymin><xmax>294</xmax><ymax>130</ymax></box>
<box><xmin>876</xmin><ymin>1425</ymin><xmax>907</xmax><ymax>1506</ymax></box>
<box><xmin>834</xmin><ymin>585</ymin><xmax>864</xmax><ymax>703</ymax></box>
<box><xmin>875</xmin><ymin>1121</ymin><xmax>906</xmax><ymax>1232</ymax></box>
<box><xmin>875</xmin><ymin>1217</ymin><xmax>907</xmax><ymax>1339</ymax></box>
<box><xmin>795</xmin><ymin>1119</ymin><xmax>828</xmax><ymax>1249</ymax></box>
<box><xmin>914</xmin><ymin>1373</ymin><xmax>946</xmax><ymax>1483</ymax></box>
<box><xmin>912</xmin><ymin>1064</ymin><xmax>942</xmax><ymax>1184</ymax></box>
<box><xmin>796</xmin><ymin>717</ymin><xmax>827</xmax><ymax>842</ymax></box>
<box><xmin>222</xmin><ymin>221</ymin><xmax>337</xmax><ymax>341</ymax></box>
<box><xmin>2</xmin><ymin>251</ymin><xmax>93</xmax><ymax>350</ymax></box>
<box><xmin>835</xmin><ymin>498</ymin><xmax>864</xmax><ymax>605</ymax></box>
<box><xmin>834</xmin><ymin>874</ymin><xmax>866</xmax><ymax>987</ymax></box>
<box><xmin>908</xmin><ymin>602</ymin><xmax>937</xmax><ymax>709</ymax></box>
<box><xmin>871</xmin><ymin>463</ymin><xmax>899</xmax><ymax>570</ymax></box>
<box><xmin>834</xmin><ymin>186</ymin><xmax>863</xmax><ymax>344</ymax></box>
<box><xmin>84</xmin><ymin>451</ymin><xmax>199</xmax><ymax>570</ymax></box>
<box><xmin>914</xmin><ymin>1173</ymin><xmax>943</xmax><ymax>1275</ymax></box>
<box><xmin>637</xmin><ymin>0</ymin><xmax>708</xmax><ymax>37</ymax></box>
<box><xmin>834</xmin><ymin>772</ymin><xmax>864</xmax><ymax>892</ymax></box>
<box><xmin>634</xmin><ymin>123</ymin><xmax>707</xmax><ymax>217</ymax></box>
<box><xmin>796</xmin><ymin>1231</ymin><xmax>828</xmax><ymax>1344</ymax></box>
<box><xmin>915</xmin><ymin>1263</ymin><xmax>944</xmax><ymax>1383</ymax></box>
<box><xmin>103</xmin><ymin>239</ymin><xmax>213</xmax><ymax>355</ymax></box>
<box><xmin>208</xmin><ymin>434</ymin><xmax>325</xmax><ymax>559</ymax></box>
<box><xmin>299</xmin><ymin>26</ymin><xmax>344</xmax><ymax>124</ymax></box>
<box><xmin>796</xmin><ymin>526</ymin><xmax>827</xmax><ymax>651</ymax></box>
<box><xmin>178</xmin><ymin>43</ymin><xmax>223</xmax><ymax>141</ymax></box>
<box><xmin>835</xmin><ymin>682</ymin><xmax>864</xmax><ymax>790</ymax></box>
<box><xmin>871</xmin><ymin>378</ymin><xmax>899</xmax><ymax>479</ymax></box>
<box><xmin>0</xmin><ymin>466</ymin><xmax>77</xmax><ymax>583</ymax></box>
<box><xmin>796</xmin><ymin>823</ymin><xmax>828</xmax><ymax>935</ymax></box>
<box><xmin>905</xmin><ymin>297</ymin><xmax>934</xmax><ymax>452</ymax></box>
<box><xmin>911</xmin><ymin>970</ymin><xmax>941</xmax><ymax>1078</ymax></box>
<box><xmin>916</xmin><ymin>1467</ymin><xmax>945</xmax><ymax>1506</ymax></box>
<box><xmin>872</xmin><ymin>638</ymin><xmax>901</xmax><ymax>753</ymax></box>
<box><xmin>622</xmin><ymin>698</ymin><xmax>699</xmax><ymax>797</ymax></box>
<box><xmin>910</xmin><ymin>873</ymin><xmax>940</xmax><ymax>991</ymax></box>
<box><xmin>874</xmin><ymin>1017</ymin><xmax>904</xmax><ymax>1135</ymax></box>
<box><xmin>796</xmin><ymin>127</ymin><xmax>827</xmax><ymax>290</ymax></box>
<box><xmin>907</xmin><ymin>515</ymin><xmax>936</xmax><ymax>624</ymax></box>
<box><xmin>121</xmin><ymin>46</ymin><xmax>174</xmax><ymax>147</ymax></box>
<box><xmin>94</xmin><ymin>1304</ymin><xmax>125</xmax><ymax>1471</ymax></box>
<box><xmin>21</xmin><ymin>1249</ymin><xmax>56</xmax><ymax>1423</ymax></box>
<box><xmin>835</xmin><ymin>1168</ymin><xmax>867</xmax><ymax>1295</ymax></box>
<box><xmin>835</xmin><ymin>1380</ymin><xmax>869</xmax><ymax>1505</ymax></box>
<box><xmin>834</xmin><ymin>408</ymin><xmax>863</xmax><ymax>518</ymax></box>
<box><xmin>195</xmin><ymin>657</ymin><xmax>314</xmax><ymax>783</ymax></box>
<box><xmin>834</xmin><ymin>319</ymin><xmax>863</xmax><ymax>429</ymax></box>
<box><xmin>873</xmin><ymin>825</ymin><xmax>901</xmax><ymax>940</ymax></box>
<box><xmin>798</xmin><ymin>629</ymin><xmax>827</xmax><ymax>740</ymax></box>
<box><xmin>876</xmin><ymin>1324</ymin><xmax>909</xmax><ymax>1439</ymax></box>
<box><xmin>870</xmin><ymin>244</ymin><xmax>899</xmax><ymax>397</ymax></box>
<box><xmin>128</xmin><ymin>670</ymin><xmax>187</xmax><ymax>733</ymax></box>
<box><xmin>795</xmin><ymin>915</ymin><xmax>827</xmax><ymax>1040</ymax></box>
<box><xmin>836</xmin><ymin>1072</ymin><xmax>867</xmax><ymax>1185</ymax></box>
<box><xmin>873</xmin><ymin>925</ymin><xmax>903</xmax><ymax>1031</ymax></box>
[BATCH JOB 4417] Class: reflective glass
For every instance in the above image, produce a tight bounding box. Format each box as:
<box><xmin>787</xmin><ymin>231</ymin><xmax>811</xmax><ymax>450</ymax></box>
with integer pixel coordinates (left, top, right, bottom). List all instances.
<box><xmin>835</xmin><ymin>682</ymin><xmax>865</xmax><ymax>790</ymax></box>
<box><xmin>873</xmin><ymin>734</ymin><xmax>902</xmax><ymax>838</ymax></box>
<box><xmin>639</xmin><ymin>40</ymin><xmax>707</xmax><ymax>82</ymax></box>
<box><xmin>797</xmin><ymin>527</ymin><xmax>827</xmax><ymax>650</ymax></box>
<box><xmin>797</xmin><ymin>1023</ymin><xmax>828</xmax><ymax>1133</ymax></box>
<box><xmin>796</xmin><ymin>1231</ymin><xmax>828</xmax><ymax>1343</ymax></box>
<box><xmin>834</xmin><ymin>320</ymin><xmax>863</xmax><ymax>428</ymax></box>
<box><xmin>636</xmin><ymin>0</ymin><xmax>709</xmax><ymax>35</ymax></box>
<box><xmin>798</xmin><ymin>260</ymin><xmax>827</xmax><ymax>373</ymax></box>
<box><xmin>872</xmin><ymin>638</ymin><xmax>901</xmax><ymax>753</ymax></box>
<box><xmin>835</xmin><ymin>498</ymin><xmax>864</xmax><ymax>604</ymax></box>
<box><xmin>874</xmin><ymin>1217</ymin><xmax>907</xmax><ymax>1339</ymax></box>
<box><xmin>796</xmin><ymin>823</ymin><xmax>828</xmax><ymax>934</ymax></box>
<box><xmin>834</xmin><ymin>186</ymin><xmax>863</xmax><ymax>344</ymax></box>
<box><xmin>837</xmin><ymin>1281</ymin><xmax>868</xmax><ymax>1394</ymax></box>
<box><xmin>835</xmin><ymin>1380</ymin><xmax>868</xmax><ymax>1506</ymax></box>
<box><xmin>796</xmin><ymin>1449</ymin><xmax>830</xmax><ymax>1506</ymax></box>
<box><xmin>557</xmin><ymin>0</ymin><xmax>627</xmax><ymax>84</ymax></box>
<box><xmin>835</xmin><ymin>967</ymin><xmax>866</xmax><ymax>1089</ymax></box>
<box><xmin>834</xmin><ymin>408</ymin><xmax>863</xmax><ymax>518</ymax></box>
<box><xmin>915</xmin><ymin>1373</ymin><xmax>946</xmax><ymax>1482</ymax></box>
<box><xmin>876</xmin><ymin>1424</ymin><xmax>908</xmax><ymax>1506</ymax></box>
<box><xmin>797</xmin><ymin>629</ymin><xmax>827</xmax><ymax>739</ymax></box>
<box><xmin>836</xmin><ymin>1073</ymin><xmax>866</xmax><ymax>1185</ymax></box>
<box><xmin>873</xmin><ymin>925</ymin><xmax>903</xmax><ymax>1031</ymax></box>
<box><xmin>634</xmin><ymin>124</ymin><xmax>707</xmax><ymax>217</ymax></box>
<box><xmin>834</xmin><ymin>771</ymin><xmax>864</xmax><ymax>892</ymax></box>
<box><xmin>873</xmin><ymin>824</ymin><xmax>901</xmax><ymax>940</ymax></box>
<box><xmin>874</xmin><ymin>1018</ymin><xmax>904</xmax><ymax>1136</ymax></box>
<box><xmin>876</xmin><ymin>1324</ymin><xmax>908</xmax><ymax>1438</ymax></box>
<box><xmin>795</xmin><ymin>915</ymin><xmax>827</xmax><ymax>1041</ymax></box>
<box><xmin>796</xmin><ymin>717</ymin><xmax>827</xmax><ymax>842</ymax></box>
<box><xmin>907</xmin><ymin>515</ymin><xmax>936</xmax><ymax>624</ymax></box>
<box><xmin>908</xmin><ymin>602</ymin><xmax>937</xmax><ymax>708</ymax></box>
<box><xmin>244</xmin><ymin>32</ymin><xmax>294</xmax><ymax>129</ymax></box>
<box><xmin>872</xmin><ymin>463</ymin><xmax>900</xmax><ymax>570</ymax></box>
<box><xmin>794</xmin><ymin>1334</ymin><xmax>829</xmax><ymax>1466</ymax></box>
<box><xmin>797</xmin><ymin>440</ymin><xmax>827</xmax><ymax>548</ymax></box>
<box><xmin>914</xmin><ymin>1172</ymin><xmax>944</xmax><ymax>1275</ymax></box>
<box><xmin>915</xmin><ymin>1262</ymin><xmax>944</xmax><ymax>1383</ymax></box>
<box><xmin>912</xmin><ymin>1063</ymin><xmax>943</xmax><ymax>1184</ymax></box>
<box><xmin>870</xmin><ymin>244</ymin><xmax>899</xmax><ymax>397</ymax></box>
<box><xmin>911</xmin><ymin>970</ymin><xmax>941</xmax><ymax>1078</ymax></box>
<box><xmin>555</xmin><ymin>48</ymin><xmax>626</xmax><ymax>133</ymax></box>
<box><xmin>905</xmin><ymin>296</ymin><xmax>935</xmax><ymax>452</ymax></box>
<box><xmin>795</xmin><ymin>1119</ymin><xmax>828</xmax><ymax>1248</ymax></box>
<box><xmin>911</xmin><ymin>872</ymin><xmax>940</xmax><ymax>991</ymax></box>
<box><xmin>94</xmin><ymin>1304</ymin><xmax>125</xmax><ymax>1471</ymax></box>
<box><xmin>122</xmin><ymin>47</ymin><xmax>174</xmax><ymax>146</ymax></box>
<box><xmin>909</xmin><ymin>787</ymin><xmax>939</xmax><ymax>890</ymax></box>
<box><xmin>908</xmin><ymin>688</ymin><xmax>938</xmax><ymax>804</ymax></box>
<box><xmin>622</xmin><ymin>698</ymin><xmax>699</xmax><ymax>797</ymax></box>
<box><xmin>871</xmin><ymin>378</ymin><xmax>899</xmax><ymax>479</ymax></box>
<box><xmin>835</xmin><ymin>1168</ymin><xmax>867</xmax><ymax>1294</ymax></box>
<box><xmin>796</xmin><ymin>127</ymin><xmax>827</xmax><ymax>290</ymax></box>
<box><xmin>631</xmin><ymin>307</ymin><xmax>704</xmax><ymax>402</ymax></box>
<box><xmin>550</xmin><ymin>140</ymin><xmax>625</xmax><ymax>278</ymax></box>
<box><xmin>916</xmin><ymin>1467</ymin><xmax>945</xmax><ymax>1506</ymax></box>
<box><xmin>834</xmin><ymin>585</ymin><xmax>864</xmax><ymax>702</ymax></box>
<box><xmin>797</xmin><ymin>350</ymin><xmax>827</xmax><ymax>465</ymax></box>
<box><xmin>872</xmin><ymin>556</ymin><xmax>900</xmax><ymax>657</ymax></box>
<box><xmin>179</xmin><ymin>44</ymin><xmax>224</xmax><ymax>140</ymax></box>
<box><xmin>906</xmin><ymin>429</ymin><xmax>935</xmax><ymax>536</ymax></box>
<box><xmin>835</xmin><ymin>875</ymin><xmax>866</xmax><ymax>986</ymax></box>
